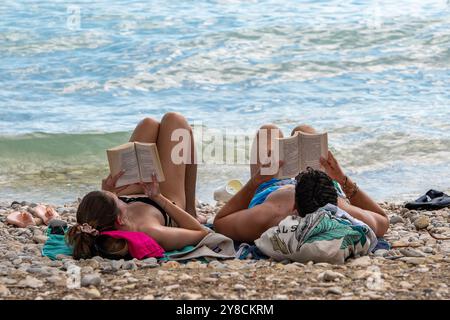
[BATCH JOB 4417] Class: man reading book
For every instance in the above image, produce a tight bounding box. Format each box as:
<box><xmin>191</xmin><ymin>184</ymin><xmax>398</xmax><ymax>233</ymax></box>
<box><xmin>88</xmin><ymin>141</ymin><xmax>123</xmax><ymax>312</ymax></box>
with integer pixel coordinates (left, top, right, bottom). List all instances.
<box><xmin>213</xmin><ymin>123</ymin><xmax>389</xmax><ymax>243</ymax></box>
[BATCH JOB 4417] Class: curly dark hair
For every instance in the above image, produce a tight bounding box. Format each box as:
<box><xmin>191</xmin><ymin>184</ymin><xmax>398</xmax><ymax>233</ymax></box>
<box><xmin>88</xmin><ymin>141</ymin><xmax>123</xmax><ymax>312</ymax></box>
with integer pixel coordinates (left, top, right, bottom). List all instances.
<box><xmin>295</xmin><ymin>167</ymin><xmax>338</xmax><ymax>217</ymax></box>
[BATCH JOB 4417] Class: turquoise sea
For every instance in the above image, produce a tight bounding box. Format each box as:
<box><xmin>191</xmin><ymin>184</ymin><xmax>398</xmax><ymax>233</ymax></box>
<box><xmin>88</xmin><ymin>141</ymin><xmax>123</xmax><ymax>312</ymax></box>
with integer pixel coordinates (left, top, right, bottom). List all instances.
<box><xmin>1</xmin><ymin>0</ymin><xmax>449</xmax><ymax>204</ymax></box>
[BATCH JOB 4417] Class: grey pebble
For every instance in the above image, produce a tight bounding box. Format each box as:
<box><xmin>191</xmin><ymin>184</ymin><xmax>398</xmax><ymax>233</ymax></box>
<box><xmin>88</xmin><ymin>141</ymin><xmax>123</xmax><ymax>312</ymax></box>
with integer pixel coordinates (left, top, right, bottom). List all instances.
<box><xmin>81</xmin><ymin>274</ymin><xmax>102</xmax><ymax>287</ymax></box>
<box><xmin>123</xmin><ymin>261</ymin><xmax>137</xmax><ymax>270</ymax></box>
<box><xmin>399</xmin><ymin>248</ymin><xmax>426</xmax><ymax>258</ymax></box>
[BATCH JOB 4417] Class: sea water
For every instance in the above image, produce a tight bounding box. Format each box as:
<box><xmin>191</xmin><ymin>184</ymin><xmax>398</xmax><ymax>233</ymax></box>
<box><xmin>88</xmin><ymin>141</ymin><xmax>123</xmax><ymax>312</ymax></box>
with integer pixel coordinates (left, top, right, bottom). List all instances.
<box><xmin>1</xmin><ymin>0</ymin><xmax>449</xmax><ymax>204</ymax></box>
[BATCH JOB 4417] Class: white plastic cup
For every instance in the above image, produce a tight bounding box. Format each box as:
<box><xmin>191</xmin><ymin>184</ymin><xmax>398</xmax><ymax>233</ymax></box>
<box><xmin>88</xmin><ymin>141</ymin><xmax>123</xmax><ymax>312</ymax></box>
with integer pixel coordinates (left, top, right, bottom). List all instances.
<box><xmin>213</xmin><ymin>179</ymin><xmax>243</xmax><ymax>203</ymax></box>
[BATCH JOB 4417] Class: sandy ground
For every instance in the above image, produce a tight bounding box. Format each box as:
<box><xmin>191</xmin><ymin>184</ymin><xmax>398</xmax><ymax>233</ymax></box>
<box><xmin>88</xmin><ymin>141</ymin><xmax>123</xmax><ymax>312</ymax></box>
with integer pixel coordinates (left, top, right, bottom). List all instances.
<box><xmin>0</xmin><ymin>200</ymin><xmax>449</xmax><ymax>300</ymax></box>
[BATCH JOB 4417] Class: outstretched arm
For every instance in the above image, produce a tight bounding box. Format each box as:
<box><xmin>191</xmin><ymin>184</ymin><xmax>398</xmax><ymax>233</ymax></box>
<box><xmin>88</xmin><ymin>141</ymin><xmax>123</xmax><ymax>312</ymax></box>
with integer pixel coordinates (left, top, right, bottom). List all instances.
<box><xmin>320</xmin><ymin>151</ymin><xmax>389</xmax><ymax>237</ymax></box>
<box><xmin>214</xmin><ymin>163</ymin><xmax>283</xmax><ymax>242</ymax></box>
<box><xmin>140</xmin><ymin>176</ymin><xmax>208</xmax><ymax>250</ymax></box>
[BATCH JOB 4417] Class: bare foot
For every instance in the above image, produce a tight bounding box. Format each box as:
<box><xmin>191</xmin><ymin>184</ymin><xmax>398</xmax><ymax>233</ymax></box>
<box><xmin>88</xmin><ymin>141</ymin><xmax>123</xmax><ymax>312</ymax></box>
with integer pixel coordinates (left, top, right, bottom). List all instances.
<box><xmin>6</xmin><ymin>211</ymin><xmax>36</xmax><ymax>228</ymax></box>
<box><xmin>31</xmin><ymin>205</ymin><xmax>59</xmax><ymax>225</ymax></box>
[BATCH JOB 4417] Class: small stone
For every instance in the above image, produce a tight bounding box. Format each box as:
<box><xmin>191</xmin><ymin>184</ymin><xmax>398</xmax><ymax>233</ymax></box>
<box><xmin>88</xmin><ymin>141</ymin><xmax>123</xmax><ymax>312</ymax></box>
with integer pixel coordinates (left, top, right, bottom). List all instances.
<box><xmin>142</xmin><ymin>295</ymin><xmax>154</xmax><ymax>300</ymax></box>
<box><xmin>186</xmin><ymin>261</ymin><xmax>204</xmax><ymax>269</ymax></box>
<box><xmin>414</xmin><ymin>216</ymin><xmax>430</xmax><ymax>230</ymax></box>
<box><xmin>349</xmin><ymin>256</ymin><xmax>372</xmax><ymax>267</ymax></box>
<box><xmin>208</xmin><ymin>260</ymin><xmax>227</xmax><ymax>269</ymax></box>
<box><xmin>180</xmin><ymin>293</ymin><xmax>202</xmax><ymax>300</ymax></box>
<box><xmin>162</xmin><ymin>261</ymin><xmax>180</xmax><ymax>269</ymax></box>
<box><xmin>326</xmin><ymin>287</ymin><xmax>343</xmax><ymax>295</ymax></box>
<box><xmin>421</xmin><ymin>247</ymin><xmax>435</xmax><ymax>254</ymax></box>
<box><xmin>122</xmin><ymin>261</ymin><xmax>137</xmax><ymax>270</ymax></box>
<box><xmin>165</xmin><ymin>284</ymin><xmax>180</xmax><ymax>291</ymax></box>
<box><xmin>178</xmin><ymin>274</ymin><xmax>193</xmax><ymax>281</ymax></box>
<box><xmin>1</xmin><ymin>278</ymin><xmax>17</xmax><ymax>285</ymax></box>
<box><xmin>390</xmin><ymin>215</ymin><xmax>405</xmax><ymax>224</ymax></box>
<box><xmin>374</xmin><ymin>249</ymin><xmax>388</xmax><ymax>257</ymax></box>
<box><xmin>86</xmin><ymin>259</ymin><xmax>101</xmax><ymax>269</ymax></box>
<box><xmin>85</xmin><ymin>287</ymin><xmax>101</xmax><ymax>299</ymax></box>
<box><xmin>399</xmin><ymin>257</ymin><xmax>426</xmax><ymax>265</ymax></box>
<box><xmin>318</xmin><ymin>270</ymin><xmax>345</xmax><ymax>282</ymax></box>
<box><xmin>391</xmin><ymin>240</ymin><xmax>409</xmax><ymax>247</ymax></box>
<box><xmin>399</xmin><ymin>248</ymin><xmax>426</xmax><ymax>258</ymax></box>
<box><xmin>33</xmin><ymin>235</ymin><xmax>47</xmax><ymax>244</ymax></box>
<box><xmin>81</xmin><ymin>274</ymin><xmax>102</xmax><ymax>287</ymax></box>
<box><xmin>273</xmin><ymin>294</ymin><xmax>289</xmax><ymax>300</ymax></box>
<box><xmin>18</xmin><ymin>276</ymin><xmax>44</xmax><ymax>288</ymax></box>
<box><xmin>142</xmin><ymin>258</ymin><xmax>159</xmax><ymax>268</ymax></box>
<box><xmin>283</xmin><ymin>264</ymin><xmax>301</xmax><ymax>272</ymax></box>
<box><xmin>0</xmin><ymin>284</ymin><xmax>10</xmax><ymax>297</ymax></box>
<box><xmin>234</xmin><ymin>284</ymin><xmax>247</xmax><ymax>291</ymax></box>
<box><xmin>202</xmin><ymin>277</ymin><xmax>218</xmax><ymax>283</ymax></box>
<box><xmin>399</xmin><ymin>281</ymin><xmax>414</xmax><ymax>290</ymax></box>
<box><xmin>110</xmin><ymin>260</ymin><xmax>124</xmax><ymax>271</ymax></box>
<box><xmin>46</xmin><ymin>276</ymin><xmax>66</xmax><ymax>286</ymax></box>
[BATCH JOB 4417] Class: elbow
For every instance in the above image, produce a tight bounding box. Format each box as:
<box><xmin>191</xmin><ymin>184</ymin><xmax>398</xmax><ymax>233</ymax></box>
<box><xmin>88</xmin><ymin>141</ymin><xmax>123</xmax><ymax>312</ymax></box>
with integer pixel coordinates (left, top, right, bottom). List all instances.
<box><xmin>375</xmin><ymin>215</ymin><xmax>390</xmax><ymax>238</ymax></box>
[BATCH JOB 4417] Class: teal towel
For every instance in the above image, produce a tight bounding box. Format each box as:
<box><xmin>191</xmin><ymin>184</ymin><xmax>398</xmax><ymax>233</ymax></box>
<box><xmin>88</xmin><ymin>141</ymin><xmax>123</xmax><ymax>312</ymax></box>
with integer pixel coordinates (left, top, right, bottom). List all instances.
<box><xmin>158</xmin><ymin>245</ymin><xmax>208</xmax><ymax>263</ymax></box>
<box><xmin>42</xmin><ymin>227</ymin><xmax>73</xmax><ymax>260</ymax></box>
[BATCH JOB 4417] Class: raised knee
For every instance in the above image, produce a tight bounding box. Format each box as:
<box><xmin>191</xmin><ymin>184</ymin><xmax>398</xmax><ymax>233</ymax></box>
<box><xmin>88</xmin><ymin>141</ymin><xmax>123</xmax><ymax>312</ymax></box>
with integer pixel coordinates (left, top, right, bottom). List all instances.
<box><xmin>257</xmin><ymin>124</ymin><xmax>283</xmax><ymax>138</ymax></box>
<box><xmin>161</xmin><ymin>112</ymin><xmax>187</xmax><ymax>124</ymax></box>
<box><xmin>259</xmin><ymin>124</ymin><xmax>280</xmax><ymax>131</ymax></box>
<box><xmin>139</xmin><ymin>117</ymin><xmax>159</xmax><ymax>128</ymax></box>
<box><xmin>291</xmin><ymin>124</ymin><xmax>317</xmax><ymax>135</ymax></box>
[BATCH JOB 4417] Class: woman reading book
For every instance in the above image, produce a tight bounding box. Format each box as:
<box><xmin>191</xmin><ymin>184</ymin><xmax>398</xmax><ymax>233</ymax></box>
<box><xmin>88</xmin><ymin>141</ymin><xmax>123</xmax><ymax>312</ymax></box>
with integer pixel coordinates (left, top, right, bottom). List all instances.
<box><xmin>66</xmin><ymin>112</ymin><xmax>209</xmax><ymax>259</ymax></box>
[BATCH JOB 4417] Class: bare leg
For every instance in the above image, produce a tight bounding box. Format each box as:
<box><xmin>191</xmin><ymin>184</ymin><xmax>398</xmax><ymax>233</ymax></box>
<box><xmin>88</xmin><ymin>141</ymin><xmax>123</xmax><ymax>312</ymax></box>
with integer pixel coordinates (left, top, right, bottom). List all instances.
<box><xmin>129</xmin><ymin>117</ymin><xmax>160</xmax><ymax>143</ymax></box>
<box><xmin>250</xmin><ymin>124</ymin><xmax>284</xmax><ymax>177</ymax></box>
<box><xmin>184</xmin><ymin>130</ymin><xmax>198</xmax><ymax>217</ymax></box>
<box><xmin>119</xmin><ymin>117</ymin><xmax>160</xmax><ymax>196</ymax></box>
<box><xmin>157</xmin><ymin>112</ymin><xmax>192</xmax><ymax>210</ymax></box>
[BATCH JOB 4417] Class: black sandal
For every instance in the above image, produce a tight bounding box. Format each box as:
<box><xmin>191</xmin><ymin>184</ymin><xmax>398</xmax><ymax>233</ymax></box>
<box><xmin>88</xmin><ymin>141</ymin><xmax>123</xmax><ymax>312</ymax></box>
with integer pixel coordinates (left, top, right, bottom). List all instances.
<box><xmin>405</xmin><ymin>189</ymin><xmax>450</xmax><ymax>210</ymax></box>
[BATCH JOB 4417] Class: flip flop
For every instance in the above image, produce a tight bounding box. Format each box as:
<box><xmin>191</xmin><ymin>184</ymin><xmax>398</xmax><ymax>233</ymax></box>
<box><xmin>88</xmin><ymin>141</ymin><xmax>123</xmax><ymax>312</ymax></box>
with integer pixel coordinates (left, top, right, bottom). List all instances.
<box><xmin>405</xmin><ymin>189</ymin><xmax>450</xmax><ymax>210</ymax></box>
<box><xmin>30</xmin><ymin>205</ymin><xmax>60</xmax><ymax>225</ymax></box>
<box><xmin>6</xmin><ymin>211</ymin><xmax>36</xmax><ymax>228</ymax></box>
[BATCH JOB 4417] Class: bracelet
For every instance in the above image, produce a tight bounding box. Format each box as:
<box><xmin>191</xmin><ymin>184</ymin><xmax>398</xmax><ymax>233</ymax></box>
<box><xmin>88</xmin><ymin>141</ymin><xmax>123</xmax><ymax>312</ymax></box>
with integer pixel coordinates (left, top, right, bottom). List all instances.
<box><xmin>342</xmin><ymin>176</ymin><xmax>349</xmax><ymax>190</ymax></box>
<box><xmin>348</xmin><ymin>182</ymin><xmax>359</xmax><ymax>200</ymax></box>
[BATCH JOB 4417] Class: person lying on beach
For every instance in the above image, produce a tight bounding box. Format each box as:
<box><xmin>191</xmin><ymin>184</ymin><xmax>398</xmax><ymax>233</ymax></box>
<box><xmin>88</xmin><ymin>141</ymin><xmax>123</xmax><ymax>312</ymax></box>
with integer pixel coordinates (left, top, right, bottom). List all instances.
<box><xmin>66</xmin><ymin>112</ymin><xmax>209</xmax><ymax>259</ymax></box>
<box><xmin>213</xmin><ymin>124</ymin><xmax>389</xmax><ymax>243</ymax></box>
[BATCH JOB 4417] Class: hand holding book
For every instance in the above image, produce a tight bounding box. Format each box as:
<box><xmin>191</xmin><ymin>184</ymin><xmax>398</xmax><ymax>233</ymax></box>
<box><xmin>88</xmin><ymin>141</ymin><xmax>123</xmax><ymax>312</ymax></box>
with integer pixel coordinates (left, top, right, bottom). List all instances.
<box><xmin>276</xmin><ymin>131</ymin><xmax>329</xmax><ymax>179</ymax></box>
<box><xmin>140</xmin><ymin>174</ymin><xmax>161</xmax><ymax>200</ymax></box>
<box><xmin>320</xmin><ymin>151</ymin><xmax>346</xmax><ymax>185</ymax></box>
<box><xmin>101</xmin><ymin>170</ymin><xmax>130</xmax><ymax>194</ymax></box>
<box><xmin>106</xmin><ymin>142</ymin><xmax>165</xmax><ymax>188</ymax></box>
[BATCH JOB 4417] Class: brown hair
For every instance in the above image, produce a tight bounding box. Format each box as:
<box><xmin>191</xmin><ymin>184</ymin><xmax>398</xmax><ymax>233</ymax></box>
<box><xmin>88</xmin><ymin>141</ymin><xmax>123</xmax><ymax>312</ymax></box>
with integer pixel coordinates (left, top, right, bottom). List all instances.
<box><xmin>66</xmin><ymin>191</ymin><xmax>127</xmax><ymax>260</ymax></box>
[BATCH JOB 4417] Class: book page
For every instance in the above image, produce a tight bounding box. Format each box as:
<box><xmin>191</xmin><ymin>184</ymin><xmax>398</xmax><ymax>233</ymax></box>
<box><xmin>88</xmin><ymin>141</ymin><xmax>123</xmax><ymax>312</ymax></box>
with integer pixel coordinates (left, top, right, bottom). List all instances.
<box><xmin>106</xmin><ymin>143</ymin><xmax>140</xmax><ymax>187</ymax></box>
<box><xmin>299</xmin><ymin>132</ymin><xmax>328</xmax><ymax>171</ymax></box>
<box><xmin>276</xmin><ymin>134</ymin><xmax>300</xmax><ymax>179</ymax></box>
<box><xmin>135</xmin><ymin>142</ymin><xmax>165</xmax><ymax>182</ymax></box>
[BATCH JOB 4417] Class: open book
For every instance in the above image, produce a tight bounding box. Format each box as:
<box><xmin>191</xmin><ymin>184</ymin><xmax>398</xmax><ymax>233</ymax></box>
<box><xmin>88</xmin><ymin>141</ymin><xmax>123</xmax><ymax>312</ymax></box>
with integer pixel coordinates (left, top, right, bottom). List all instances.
<box><xmin>275</xmin><ymin>131</ymin><xmax>328</xmax><ymax>179</ymax></box>
<box><xmin>107</xmin><ymin>142</ymin><xmax>165</xmax><ymax>188</ymax></box>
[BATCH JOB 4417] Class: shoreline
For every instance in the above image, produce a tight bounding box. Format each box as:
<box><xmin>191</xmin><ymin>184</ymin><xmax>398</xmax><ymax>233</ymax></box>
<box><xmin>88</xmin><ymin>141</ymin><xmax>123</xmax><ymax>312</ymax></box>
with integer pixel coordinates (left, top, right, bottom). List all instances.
<box><xmin>0</xmin><ymin>199</ymin><xmax>449</xmax><ymax>300</ymax></box>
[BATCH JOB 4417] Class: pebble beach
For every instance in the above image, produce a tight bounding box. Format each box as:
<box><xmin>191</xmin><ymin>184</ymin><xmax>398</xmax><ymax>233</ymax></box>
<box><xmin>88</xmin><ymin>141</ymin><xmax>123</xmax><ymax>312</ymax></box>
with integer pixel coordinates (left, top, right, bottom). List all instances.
<box><xmin>0</xmin><ymin>200</ymin><xmax>449</xmax><ymax>300</ymax></box>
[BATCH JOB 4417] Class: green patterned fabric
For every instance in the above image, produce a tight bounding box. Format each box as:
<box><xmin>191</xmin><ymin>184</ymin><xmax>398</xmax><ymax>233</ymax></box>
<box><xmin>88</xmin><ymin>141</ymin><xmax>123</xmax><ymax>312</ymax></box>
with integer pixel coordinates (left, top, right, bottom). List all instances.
<box><xmin>304</xmin><ymin>215</ymin><xmax>367</xmax><ymax>250</ymax></box>
<box><xmin>255</xmin><ymin>204</ymin><xmax>376</xmax><ymax>264</ymax></box>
